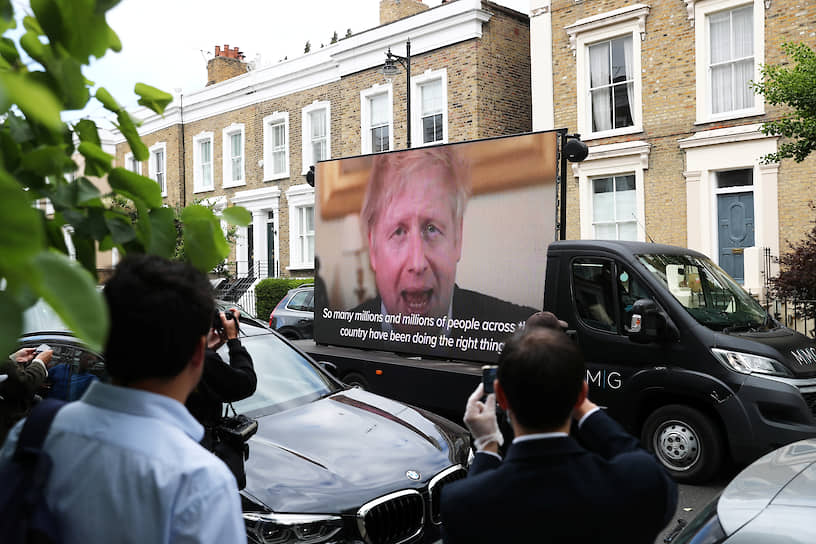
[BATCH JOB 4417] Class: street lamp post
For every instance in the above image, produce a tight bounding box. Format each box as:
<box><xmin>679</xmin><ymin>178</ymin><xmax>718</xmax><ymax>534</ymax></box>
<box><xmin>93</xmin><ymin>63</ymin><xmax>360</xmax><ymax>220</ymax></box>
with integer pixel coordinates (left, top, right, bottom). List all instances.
<box><xmin>381</xmin><ymin>39</ymin><xmax>411</xmax><ymax>149</ymax></box>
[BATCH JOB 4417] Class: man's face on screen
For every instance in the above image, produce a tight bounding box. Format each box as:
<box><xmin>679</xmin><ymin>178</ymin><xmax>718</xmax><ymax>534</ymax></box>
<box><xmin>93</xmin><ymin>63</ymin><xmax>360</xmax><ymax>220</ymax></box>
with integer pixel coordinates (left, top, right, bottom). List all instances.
<box><xmin>368</xmin><ymin>170</ymin><xmax>462</xmax><ymax>328</ymax></box>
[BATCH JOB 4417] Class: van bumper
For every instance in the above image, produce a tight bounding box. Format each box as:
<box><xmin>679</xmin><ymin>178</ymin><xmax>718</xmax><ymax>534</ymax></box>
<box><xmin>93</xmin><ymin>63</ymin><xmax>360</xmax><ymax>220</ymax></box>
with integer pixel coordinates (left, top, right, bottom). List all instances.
<box><xmin>725</xmin><ymin>374</ymin><xmax>816</xmax><ymax>464</ymax></box>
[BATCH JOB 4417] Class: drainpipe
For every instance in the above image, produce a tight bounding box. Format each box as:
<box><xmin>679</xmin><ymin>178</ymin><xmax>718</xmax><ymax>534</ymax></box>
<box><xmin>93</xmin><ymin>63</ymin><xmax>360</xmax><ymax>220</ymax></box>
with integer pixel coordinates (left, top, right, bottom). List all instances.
<box><xmin>176</xmin><ymin>89</ymin><xmax>187</xmax><ymax>207</ymax></box>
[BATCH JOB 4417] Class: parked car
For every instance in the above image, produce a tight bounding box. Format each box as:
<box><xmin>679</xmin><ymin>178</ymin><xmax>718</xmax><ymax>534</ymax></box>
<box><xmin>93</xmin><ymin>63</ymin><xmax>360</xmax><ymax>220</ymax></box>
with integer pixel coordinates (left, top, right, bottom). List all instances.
<box><xmin>19</xmin><ymin>301</ymin><xmax>471</xmax><ymax>544</ymax></box>
<box><xmin>269</xmin><ymin>283</ymin><xmax>314</xmax><ymax>339</ymax></box>
<box><xmin>670</xmin><ymin>437</ymin><xmax>816</xmax><ymax>543</ymax></box>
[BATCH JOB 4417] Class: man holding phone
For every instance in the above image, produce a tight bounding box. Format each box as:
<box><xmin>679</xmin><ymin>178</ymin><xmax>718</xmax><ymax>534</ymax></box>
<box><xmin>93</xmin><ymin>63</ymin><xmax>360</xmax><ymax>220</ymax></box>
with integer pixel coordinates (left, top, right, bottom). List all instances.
<box><xmin>440</xmin><ymin>321</ymin><xmax>677</xmax><ymax>543</ymax></box>
<box><xmin>1</xmin><ymin>346</ymin><xmax>53</xmax><ymax>442</ymax></box>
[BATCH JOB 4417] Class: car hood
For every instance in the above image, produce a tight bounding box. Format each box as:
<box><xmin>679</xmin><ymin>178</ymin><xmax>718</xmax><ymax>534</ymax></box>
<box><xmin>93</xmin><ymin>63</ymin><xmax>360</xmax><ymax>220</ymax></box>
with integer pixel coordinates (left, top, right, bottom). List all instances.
<box><xmin>714</xmin><ymin>329</ymin><xmax>816</xmax><ymax>378</ymax></box>
<box><xmin>717</xmin><ymin>438</ymin><xmax>816</xmax><ymax>535</ymax></box>
<box><xmin>241</xmin><ymin>387</ymin><xmax>469</xmax><ymax>514</ymax></box>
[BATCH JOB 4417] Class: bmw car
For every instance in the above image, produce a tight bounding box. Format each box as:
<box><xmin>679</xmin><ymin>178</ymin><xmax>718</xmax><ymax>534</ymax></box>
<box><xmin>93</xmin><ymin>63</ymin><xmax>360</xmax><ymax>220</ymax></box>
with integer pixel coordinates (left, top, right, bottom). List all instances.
<box><xmin>20</xmin><ymin>302</ymin><xmax>471</xmax><ymax>544</ymax></box>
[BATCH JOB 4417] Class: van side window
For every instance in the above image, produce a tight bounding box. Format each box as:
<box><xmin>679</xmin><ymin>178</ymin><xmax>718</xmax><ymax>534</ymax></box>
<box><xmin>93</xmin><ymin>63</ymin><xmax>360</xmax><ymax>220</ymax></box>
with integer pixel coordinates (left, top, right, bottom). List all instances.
<box><xmin>617</xmin><ymin>267</ymin><xmax>653</xmax><ymax>329</ymax></box>
<box><xmin>572</xmin><ymin>259</ymin><xmax>617</xmax><ymax>331</ymax></box>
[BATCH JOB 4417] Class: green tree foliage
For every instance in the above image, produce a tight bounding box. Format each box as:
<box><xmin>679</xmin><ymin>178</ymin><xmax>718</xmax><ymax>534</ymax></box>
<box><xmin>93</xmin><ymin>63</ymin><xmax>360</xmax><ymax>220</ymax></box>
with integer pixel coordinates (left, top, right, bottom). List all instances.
<box><xmin>770</xmin><ymin>202</ymin><xmax>816</xmax><ymax>324</ymax></box>
<box><xmin>345</xmin><ymin>28</ymin><xmax>352</xmax><ymax>39</ymax></box>
<box><xmin>330</xmin><ymin>31</ymin><xmax>338</xmax><ymax>44</ymax></box>
<box><xmin>0</xmin><ymin>0</ymin><xmax>250</xmax><ymax>356</ymax></box>
<box><xmin>752</xmin><ymin>43</ymin><xmax>816</xmax><ymax>163</ymax></box>
<box><xmin>304</xmin><ymin>40</ymin><xmax>311</xmax><ymax>53</ymax></box>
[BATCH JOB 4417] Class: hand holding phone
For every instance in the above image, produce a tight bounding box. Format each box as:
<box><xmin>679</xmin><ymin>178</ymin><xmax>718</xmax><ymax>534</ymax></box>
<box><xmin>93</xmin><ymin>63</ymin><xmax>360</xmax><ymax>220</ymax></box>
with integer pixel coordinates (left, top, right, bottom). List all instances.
<box><xmin>35</xmin><ymin>343</ymin><xmax>51</xmax><ymax>353</ymax></box>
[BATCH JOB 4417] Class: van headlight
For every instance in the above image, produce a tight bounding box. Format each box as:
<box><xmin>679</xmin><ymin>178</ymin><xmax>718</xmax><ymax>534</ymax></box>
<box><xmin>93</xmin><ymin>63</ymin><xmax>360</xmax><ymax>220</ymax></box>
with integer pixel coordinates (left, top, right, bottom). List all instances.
<box><xmin>712</xmin><ymin>348</ymin><xmax>791</xmax><ymax>377</ymax></box>
<box><xmin>243</xmin><ymin>513</ymin><xmax>344</xmax><ymax>544</ymax></box>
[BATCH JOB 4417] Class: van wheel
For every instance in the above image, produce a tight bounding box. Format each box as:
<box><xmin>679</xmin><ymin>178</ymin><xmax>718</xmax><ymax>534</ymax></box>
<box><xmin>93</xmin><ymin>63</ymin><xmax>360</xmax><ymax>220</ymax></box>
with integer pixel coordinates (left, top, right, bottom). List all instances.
<box><xmin>342</xmin><ymin>372</ymin><xmax>369</xmax><ymax>390</ymax></box>
<box><xmin>641</xmin><ymin>404</ymin><xmax>723</xmax><ymax>484</ymax></box>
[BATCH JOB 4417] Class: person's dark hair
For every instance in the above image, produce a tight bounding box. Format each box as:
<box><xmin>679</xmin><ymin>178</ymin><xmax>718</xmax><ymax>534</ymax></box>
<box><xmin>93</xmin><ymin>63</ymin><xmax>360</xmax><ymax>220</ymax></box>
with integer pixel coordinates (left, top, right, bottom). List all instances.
<box><xmin>497</xmin><ymin>327</ymin><xmax>585</xmax><ymax>431</ymax></box>
<box><xmin>103</xmin><ymin>254</ymin><xmax>214</xmax><ymax>383</ymax></box>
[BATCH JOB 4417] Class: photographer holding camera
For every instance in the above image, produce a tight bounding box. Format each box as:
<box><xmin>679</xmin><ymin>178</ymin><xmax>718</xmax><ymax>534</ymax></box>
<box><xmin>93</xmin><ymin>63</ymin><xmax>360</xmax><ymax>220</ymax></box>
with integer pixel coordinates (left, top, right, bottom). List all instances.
<box><xmin>186</xmin><ymin>308</ymin><xmax>257</xmax><ymax>487</ymax></box>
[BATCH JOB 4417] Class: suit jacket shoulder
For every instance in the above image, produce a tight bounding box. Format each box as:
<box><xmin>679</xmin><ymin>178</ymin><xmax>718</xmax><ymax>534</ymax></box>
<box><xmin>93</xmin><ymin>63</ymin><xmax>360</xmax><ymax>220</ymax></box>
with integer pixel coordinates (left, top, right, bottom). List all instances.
<box><xmin>451</xmin><ymin>285</ymin><xmax>537</xmax><ymax>325</ymax></box>
<box><xmin>349</xmin><ymin>297</ymin><xmax>381</xmax><ymax>314</ymax></box>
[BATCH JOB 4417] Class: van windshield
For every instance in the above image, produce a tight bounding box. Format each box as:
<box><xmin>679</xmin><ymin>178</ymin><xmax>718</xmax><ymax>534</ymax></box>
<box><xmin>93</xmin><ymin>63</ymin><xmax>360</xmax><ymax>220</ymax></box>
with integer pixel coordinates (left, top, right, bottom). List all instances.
<box><xmin>637</xmin><ymin>253</ymin><xmax>771</xmax><ymax>332</ymax></box>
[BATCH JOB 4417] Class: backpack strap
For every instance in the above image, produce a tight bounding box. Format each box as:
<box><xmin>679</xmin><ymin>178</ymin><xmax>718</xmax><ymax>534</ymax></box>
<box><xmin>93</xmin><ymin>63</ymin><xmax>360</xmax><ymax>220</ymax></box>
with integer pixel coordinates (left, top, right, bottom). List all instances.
<box><xmin>14</xmin><ymin>398</ymin><xmax>66</xmax><ymax>462</ymax></box>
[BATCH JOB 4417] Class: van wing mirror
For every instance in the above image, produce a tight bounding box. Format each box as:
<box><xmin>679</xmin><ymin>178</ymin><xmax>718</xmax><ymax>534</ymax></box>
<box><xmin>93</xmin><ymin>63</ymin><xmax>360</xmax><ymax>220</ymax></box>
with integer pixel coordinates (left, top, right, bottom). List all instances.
<box><xmin>627</xmin><ymin>299</ymin><xmax>679</xmax><ymax>344</ymax></box>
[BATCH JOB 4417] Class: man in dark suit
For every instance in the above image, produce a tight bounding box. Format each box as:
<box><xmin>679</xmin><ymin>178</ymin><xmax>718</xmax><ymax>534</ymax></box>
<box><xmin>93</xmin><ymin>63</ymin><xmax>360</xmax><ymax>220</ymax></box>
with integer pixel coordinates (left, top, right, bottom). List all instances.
<box><xmin>440</xmin><ymin>324</ymin><xmax>678</xmax><ymax>543</ymax></box>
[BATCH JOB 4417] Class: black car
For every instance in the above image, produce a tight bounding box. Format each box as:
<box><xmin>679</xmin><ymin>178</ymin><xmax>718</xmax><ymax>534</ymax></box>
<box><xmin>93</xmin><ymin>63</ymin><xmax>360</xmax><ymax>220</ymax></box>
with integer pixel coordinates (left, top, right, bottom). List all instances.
<box><xmin>20</xmin><ymin>302</ymin><xmax>471</xmax><ymax>544</ymax></box>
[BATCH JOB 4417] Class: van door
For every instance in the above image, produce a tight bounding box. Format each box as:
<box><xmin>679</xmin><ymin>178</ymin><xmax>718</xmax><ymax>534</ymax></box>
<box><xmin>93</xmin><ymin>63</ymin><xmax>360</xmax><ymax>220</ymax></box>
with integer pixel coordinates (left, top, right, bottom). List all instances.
<box><xmin>570</xmin><ymin>257</ymin><xmax>666</xmax><ymax>417</ymax></box>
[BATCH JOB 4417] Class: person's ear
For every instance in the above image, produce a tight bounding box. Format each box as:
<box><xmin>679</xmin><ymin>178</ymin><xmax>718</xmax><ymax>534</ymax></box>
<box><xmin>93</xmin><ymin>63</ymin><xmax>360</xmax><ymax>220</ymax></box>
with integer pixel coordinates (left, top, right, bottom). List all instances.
<box><xmin>190</xmin><ymin>336</ymin><xmax>206</xmax><ymax>371</ymax></box>
<box><xmin>574</xmin><ymin>381</ymin><xmax>588</xmax><ymax>410</ymax></box>
<box><xmin>495</xmin><ymin>380</ymin><xmax>508</xmax><ymax>411</ymax></box>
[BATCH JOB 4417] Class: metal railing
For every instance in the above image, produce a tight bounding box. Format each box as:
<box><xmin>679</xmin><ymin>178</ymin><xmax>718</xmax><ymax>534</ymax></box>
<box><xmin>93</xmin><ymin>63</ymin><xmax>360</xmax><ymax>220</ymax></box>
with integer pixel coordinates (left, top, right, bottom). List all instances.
<box><xmin>212</xmin><ymin>260</ymin><xmax>280</xmax><ymax>318</ymax></box>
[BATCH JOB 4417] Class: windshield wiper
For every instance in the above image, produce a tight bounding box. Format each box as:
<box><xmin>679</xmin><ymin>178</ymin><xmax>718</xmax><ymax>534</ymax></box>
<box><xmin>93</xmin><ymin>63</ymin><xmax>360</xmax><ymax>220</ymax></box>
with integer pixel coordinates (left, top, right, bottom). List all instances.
<box><xmin>723</xmin><ymin>322</ymin><xmax>759</xmax><ymax>334</ymax></box>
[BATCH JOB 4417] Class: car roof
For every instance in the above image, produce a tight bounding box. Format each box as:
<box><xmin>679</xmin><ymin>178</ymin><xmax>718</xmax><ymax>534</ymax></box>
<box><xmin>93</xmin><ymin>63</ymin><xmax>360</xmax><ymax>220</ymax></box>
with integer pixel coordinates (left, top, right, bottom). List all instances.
<box><xmin>717</xmin><ymin>438</ymin><xmax>816</xmax><ymax>534</ymax></box>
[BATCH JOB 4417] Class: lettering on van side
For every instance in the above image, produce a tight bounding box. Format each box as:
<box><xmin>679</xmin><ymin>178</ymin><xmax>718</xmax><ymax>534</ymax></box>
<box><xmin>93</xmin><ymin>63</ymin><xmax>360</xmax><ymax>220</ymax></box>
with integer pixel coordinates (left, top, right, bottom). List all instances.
<box><xmin>586</xmin><ymin>369</ymin><xmax>622</xmax><ymax>390</ymax></box>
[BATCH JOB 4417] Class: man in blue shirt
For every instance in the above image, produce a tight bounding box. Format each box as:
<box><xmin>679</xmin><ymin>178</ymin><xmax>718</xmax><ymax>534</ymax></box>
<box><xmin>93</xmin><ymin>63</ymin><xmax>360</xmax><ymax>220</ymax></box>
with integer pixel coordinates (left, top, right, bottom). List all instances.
<box><xmin>0</xmin><ymin>254</ymin><xmax>246</xmax><ymax>544</ymax></box>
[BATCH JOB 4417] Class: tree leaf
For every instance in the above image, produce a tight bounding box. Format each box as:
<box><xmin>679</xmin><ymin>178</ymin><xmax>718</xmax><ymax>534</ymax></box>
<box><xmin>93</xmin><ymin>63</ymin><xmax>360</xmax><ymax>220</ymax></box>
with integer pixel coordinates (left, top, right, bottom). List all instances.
<box><xmin>76</xmin><ymin>176</ymin><xmax>102</xmax><ymax>204</ymax></box>
<box><xmin>108</xmin><ymin>167</ymin><xmax>162</xmax><ymax>208</ymax></box>
<box><xmin>20</xmin><ymin>145</ymin><xmax>73</xmax><ymax>177</ymax></box>
<box><xmin>0</xmin><ymin>290</ymin><xmax>22</xmax><ymax>362</ymax></box>
<box><xmin>147</xmin><ymin>206</ymin><xmax>176</xmax><ymax>258</ymax></box>
<box><xmin>222</xmin><ymin>205</ymin><xmax>251</xmax><ymax>226</ymax></box>
<box><xmin>181</xmin><ymin>205</ymin><xmax>229</xmax><ymax>272</ymax></box>
<box><xmin>105</xmin><ymin>213</ymin><xmax>137</xmax><ymax>246</ymax></box>
<box><xmin>115</xmin><ymin>110</ymin><xmax>148</xmax><ymax>161</ymax></box>
<box><xmin>71</xmin><ymin>234</ymin><xmax>97</xmax><ymax>278</ymax></box>
<box><xmin>77</xmin><ymin>140</ymin><xmax>113</xmax><ymax>177</ymax></box>
<box><xmin>0</xmin><ymin>72</ymin><xmax>63</xmax><ymax>133</ymax></box>
<box><xmin>0</xmin><ymin>169</ymin><xmax>45</xmax><ymax>267</ymax></box>
<box><xmin>95</xmin><ymin>86</ymin><xmax>120</xmax><ymax>112</ymax></box>
<box><xmin>31</xmin><ymin>250</ymin><xmax>108</xmax><ymax>353</ymax></box>
<box><xmin>135</xmin><ymin>83</ymin><xmax>172</xmax><ymax>115</ymax></box>
<box><xmin>75</xmin><ymin>119</ymin><xmax>101</xmax><ymax>146</ymax></box>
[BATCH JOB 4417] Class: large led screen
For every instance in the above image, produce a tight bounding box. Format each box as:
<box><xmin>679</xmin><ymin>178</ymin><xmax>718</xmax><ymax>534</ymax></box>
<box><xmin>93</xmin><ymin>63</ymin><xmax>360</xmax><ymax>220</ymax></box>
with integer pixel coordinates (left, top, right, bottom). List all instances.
<box><xmin>313</xmin><ymin>131</ymin><xmax>559</xmax><ymax>363</ymax></box>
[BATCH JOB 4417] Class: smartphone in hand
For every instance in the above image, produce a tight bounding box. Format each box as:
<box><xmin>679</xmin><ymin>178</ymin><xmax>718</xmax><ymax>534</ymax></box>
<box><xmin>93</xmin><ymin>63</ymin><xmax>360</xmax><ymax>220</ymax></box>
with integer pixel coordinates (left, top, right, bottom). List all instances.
<box><xmin>35</xmin><ymin>343</ymin><xmax>52</xmax><ymax>353</ymax></box>
<box><xmin>481</xmin><ymin>365</ymin><xmax>498</xmax><ymax>395</ymax></box>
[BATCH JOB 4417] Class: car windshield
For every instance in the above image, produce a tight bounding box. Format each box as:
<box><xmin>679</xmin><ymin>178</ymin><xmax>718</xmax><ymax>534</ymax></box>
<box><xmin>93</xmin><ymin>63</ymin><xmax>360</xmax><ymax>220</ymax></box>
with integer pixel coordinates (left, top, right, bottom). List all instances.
<box><xmin>22</xmin><ymin>299</ymin><xmax>71</xmax><ymax>334</ymax></box>
<box><xmin>229</xmin><ymin>327</ymin><xmax>339</xmax><ymax>417</ymax></box>
<box><xmin>637</xmin><ymin>253</ymin><xmax>770</xmax><ymax>332</ymax></box>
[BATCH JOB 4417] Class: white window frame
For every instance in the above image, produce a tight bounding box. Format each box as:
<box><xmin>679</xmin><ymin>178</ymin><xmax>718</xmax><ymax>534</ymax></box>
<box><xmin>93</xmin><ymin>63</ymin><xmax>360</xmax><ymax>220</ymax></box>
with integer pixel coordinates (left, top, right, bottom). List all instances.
<box><xmin>693</xmin><ymin>0</ymin><xmax>764</xmax><ymax>124</ymax></box>
<box><xmin>222</xmin><ymin>123</ymin><xmax>245</xmax><ymax>188</ymax></box>
<box><xmin>411</xmin><ymin>69</ymin><xmax>448</xmax><ymax>146</ymax></box>
<box><xmin>360</xmin><ymin>84</ymin><xmax>393</xmax><ymax>154</ymax></box>
<box><xmin>301</xmin><ymin>101</ymin><xmax>331</xmax><ymax>175</ymax></box>
<box><xmin>286</xmin><ymin>184</ymin><xmax>315</xmax><ymax>270</ymax></box>
<box><xmin>567</xmin><ymin>5</ymin><xmax>648</xmax><ymax>141</ymax></box>
<box><xmin>572</xmin><ymin>141</ymin><xmax>650</xmax><ymax>242</ymax></box>
<box><xmin>193</xmin><ymin>131</ymin><xmax>214</xmax><ymax>193</ymax></box>
<box><xmin>263</xmin><ymin>112</ymin><xmax>289</xmax><ymax>181</ymax></box>
<box><xmin>148</xmin><ymin>142</ymin><xmax>167</xmax><ymax>197</ymax></box>
<box><xmin>124</xmin><ymin>152</ymin><xmax>141</xmax><ymax>175</ymax></box>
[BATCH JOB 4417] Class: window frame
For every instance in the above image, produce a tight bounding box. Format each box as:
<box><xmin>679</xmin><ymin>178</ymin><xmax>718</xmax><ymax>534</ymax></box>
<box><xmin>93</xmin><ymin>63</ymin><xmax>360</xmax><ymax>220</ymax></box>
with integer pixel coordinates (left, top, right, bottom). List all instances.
<box><xmin>124</xmin><ymin>152</ymin><xmax>141</xmax><ymax>175</ymax></box>
<box><xmin>573</xmin><ymin>141</ymin><xmax>650</xmax><ymax>242</ymax></box>
<box><xmin>590</xmin><ymin>173</ymin><xmax>639</xmax><ymax>241</ymax></box>
<box><xmin>286</xmin><ymin>184</ymin><xmax>315</xmax><ymax>270</ymax></box>
<box><xmin>148</xmin><ymin>142</ymin><xmax>167</xmax><ymax>197</ymax></box>
<box><xmin>411</xmin><ymin>69</ymin><xmax>448</xmax><ymax>146</ymax></box>
<box><xmin>263</xmin><ymin>112</ymin><xmax>290</xmax><ymax>181</ymax></box>
<box><xmin>301</xmin><ymin>101</ymin><xmax>331</xmax><ymax>175</ymax></box>
<box><xmin>222</xmin><ymin>123</ymin><xmax>246</xmax><ymax>188</ymax></box>
<box><xmin>567</xmin><ymin>5</ymin><xmax>648</xmax><ymax>141</ymax></box>
<box><xmin>193</xmin><ymin>131</ymin><xmax>214</xmax><ymax>193</ymax></box>
<box><xmin>360</xmin><ymin>84</ymin><xmax>393</xmax><ymax>154</ymax></box>
<box><xmin>694</xmin><ymin>0</ymin><xmax>764</xmax><ymax>123</ymax></box>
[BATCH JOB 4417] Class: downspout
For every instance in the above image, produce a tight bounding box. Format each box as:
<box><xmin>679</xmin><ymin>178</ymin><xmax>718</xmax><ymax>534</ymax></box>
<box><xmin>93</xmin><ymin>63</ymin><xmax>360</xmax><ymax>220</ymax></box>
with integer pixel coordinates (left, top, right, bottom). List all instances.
<box><xmin>176</xmin><ymin>89</ymin><xmax>187</xmax><ymax>207</ymax></box>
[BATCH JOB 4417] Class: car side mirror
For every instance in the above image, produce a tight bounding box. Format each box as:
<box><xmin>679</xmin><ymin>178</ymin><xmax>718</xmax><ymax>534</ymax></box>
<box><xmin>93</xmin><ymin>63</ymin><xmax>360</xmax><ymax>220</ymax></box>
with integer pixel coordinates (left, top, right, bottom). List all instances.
<box><xmin>627</xmin><ymin>299</ymin><xmax>679</xmax><ymax>344</ymax></box>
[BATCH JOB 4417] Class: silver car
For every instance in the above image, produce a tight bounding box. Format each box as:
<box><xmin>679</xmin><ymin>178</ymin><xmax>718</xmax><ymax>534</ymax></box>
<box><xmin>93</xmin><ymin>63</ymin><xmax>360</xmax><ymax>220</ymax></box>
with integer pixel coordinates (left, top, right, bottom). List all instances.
<box><xmin>672</xmin><ymin>438</ymin><xmax>816</xmax><ymax>543</ymax></box>
<box><xmin>268</xmin><ymin>284</ymin><xmax>314</xmax><ymax>340</ymax></box>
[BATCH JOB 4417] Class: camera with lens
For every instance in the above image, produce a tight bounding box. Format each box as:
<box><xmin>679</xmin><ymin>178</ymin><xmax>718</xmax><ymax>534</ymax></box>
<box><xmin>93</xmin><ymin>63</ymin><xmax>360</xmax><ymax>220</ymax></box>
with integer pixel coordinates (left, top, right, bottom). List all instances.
<box><xmin>212</xmin><ymin>309</ymin><xmax>238</xmax><ymax>333</ymax></box>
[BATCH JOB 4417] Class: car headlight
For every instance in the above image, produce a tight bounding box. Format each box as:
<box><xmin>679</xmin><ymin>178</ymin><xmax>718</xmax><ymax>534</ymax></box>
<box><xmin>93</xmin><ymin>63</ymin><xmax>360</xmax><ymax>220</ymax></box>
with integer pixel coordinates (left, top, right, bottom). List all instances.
<box><xmin>243</xmin><ymin>513</ymin><xmax>344</xmax><ymax>544</ymax></box>
<box><xmin>712</xmin><ymin>348</ymin><xmax>792</xmax><ymax>377</ymax></box>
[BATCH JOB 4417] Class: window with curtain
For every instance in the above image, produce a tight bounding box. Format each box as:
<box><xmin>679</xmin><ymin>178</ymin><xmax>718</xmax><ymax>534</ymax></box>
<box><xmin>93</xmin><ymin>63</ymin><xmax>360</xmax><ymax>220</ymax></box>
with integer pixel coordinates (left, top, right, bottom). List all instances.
<box><xmin>296</xmin><ymin>205</ymin><xmax>315</xmax><ymax>265</ymax></box>
<box><xmin>199</xmin><ymin>139</ymin><xmax>212</xmax><ymax>189</ymax></box>
<box><xmin>270</xmin><ymin>121</ymin><xmax>286</xmax><ymax>175</ymax></box>
<box><xmin>152</xmin><ymin>148</ymin><xmax>165</xmax><ymax>194</ymax></box>
<box><xmin>310</xmin><ymin>109</ymin><xmax>327</xmax><ymax>162</ymax></box>
<box><xmin>592</xmin><ymin>174</ymin><xmax>637</xmax><ymax>240</ymax></box>
<box><xmin>369</xmin><ymin>93</ymin><xmax>389</xmax><ymax>153</ymax></box>
<box><xmin>709</xmin><ymin>5</ymin><xmax>754</xmax><ymax>114</ymax></box>
<box><xmin>420</xmin><ymin>79</ymin><xmax>443</xmax><ymax>144</ymax></box>
<box><xmin>230</xmin><ymin>132</ymin><xmax>243</xmax><ymax>182</ymax></box>
<box><xmin>589</xmin><ymin>35</ymin><xmax>634</xmax><ymax>132</ymax></box>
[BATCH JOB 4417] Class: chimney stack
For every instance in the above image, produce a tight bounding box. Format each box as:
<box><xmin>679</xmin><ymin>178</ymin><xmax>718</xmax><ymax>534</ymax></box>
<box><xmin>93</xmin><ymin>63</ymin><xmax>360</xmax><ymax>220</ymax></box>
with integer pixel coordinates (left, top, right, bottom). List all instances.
<box><xmin>379</xmin><ymin>0</ymin><xmax>429</xmax><ymax>25</ymax></box>
<box><xmin>207</xmin><ymin>43</ymin><xmax>247</xmax><ymax>86</ymax></box>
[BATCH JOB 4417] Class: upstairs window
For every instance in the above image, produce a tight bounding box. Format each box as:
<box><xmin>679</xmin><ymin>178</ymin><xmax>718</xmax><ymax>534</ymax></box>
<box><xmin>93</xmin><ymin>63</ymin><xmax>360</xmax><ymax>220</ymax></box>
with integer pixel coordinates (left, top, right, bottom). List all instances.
<box><xmin>223</xmin><ymin>124</ymin><xmax>245</xmax><ymax>187</ymax></box>
<box><xmin>589</xmin><ymin>36</ymin><xmax>634</xmax><ymax>132</ymax></box>
<box><xmin>148</xmin><ymin>143</ymin><xmax>166</xmax><ymax>196</ymax></box>
<box><xmin>361</xmin><ymin>85</ymin><xmax>393</xmax><ymax>154</ymax></box>
<box><xmin>709</xmin><ymin>6</ymin><xmax>754</xmax><ymax>115</ymax></box>
<box><xmin>263</xmin><ymin>112</ymin><xmax>289</xmax><ymax>181</ymax></box>
<box><xmin>302</xmin><ymin>101</ymin><xmax>331</xmax><ymax>174</ymax></box>
<box><xmin>420</xmin><ymin>79</ymin><xmax>443</xmax><ymax>144</ymax></box>
<box><xmin>193</xmin><ymin>132</ymin><xmax>214</xmax><ymax>193</ymax></box>
<box><xmin>125</xmin><ymin>152</ymin><xmax>141</xmax><ymax>175</ymax></box>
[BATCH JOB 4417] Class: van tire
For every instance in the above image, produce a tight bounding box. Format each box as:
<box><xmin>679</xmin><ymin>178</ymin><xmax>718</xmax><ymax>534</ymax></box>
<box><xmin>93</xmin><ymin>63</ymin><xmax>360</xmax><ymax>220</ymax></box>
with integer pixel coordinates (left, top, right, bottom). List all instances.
<box><xmin>342</xmin><ymin>372</ymin><xmax>369</xmax><ymax>390</ymax></box>
<box><xmin>641</xmin><ymin>404</ymin><xmax>723</xmax><ymax>484</ymax></box>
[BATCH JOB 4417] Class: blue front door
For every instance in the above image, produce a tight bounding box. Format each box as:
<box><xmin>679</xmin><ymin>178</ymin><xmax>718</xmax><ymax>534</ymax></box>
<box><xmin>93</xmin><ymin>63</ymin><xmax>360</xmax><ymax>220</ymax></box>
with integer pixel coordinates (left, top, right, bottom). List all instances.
<box><xmin>717</xmin><ymin>192</ymin><xmax>754</xmax><ymax>283</ymax></box>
